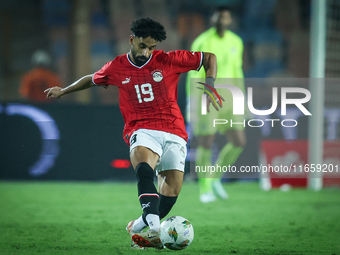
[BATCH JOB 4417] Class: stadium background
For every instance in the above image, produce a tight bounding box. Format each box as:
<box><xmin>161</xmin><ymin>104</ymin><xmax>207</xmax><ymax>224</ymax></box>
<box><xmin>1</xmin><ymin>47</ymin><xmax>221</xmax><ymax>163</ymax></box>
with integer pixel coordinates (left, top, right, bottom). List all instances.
<box><xmin>0</xmin><ymin>0</ymin><xmax>339</xmax><ymax>182</ymax></box>
<box><xmin>1</xmin><ymin>1</ymin><xmax>340</xmax><ymax>254</ymax></box>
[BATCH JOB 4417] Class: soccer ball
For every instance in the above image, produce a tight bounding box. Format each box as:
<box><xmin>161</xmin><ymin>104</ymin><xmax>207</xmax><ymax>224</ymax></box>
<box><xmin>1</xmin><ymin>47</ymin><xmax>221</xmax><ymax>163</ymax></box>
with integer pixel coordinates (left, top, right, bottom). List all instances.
<box><xmin>160</xmin><ymin>216</ymin><xmax>194</xmax><ymax>250</ymax></box>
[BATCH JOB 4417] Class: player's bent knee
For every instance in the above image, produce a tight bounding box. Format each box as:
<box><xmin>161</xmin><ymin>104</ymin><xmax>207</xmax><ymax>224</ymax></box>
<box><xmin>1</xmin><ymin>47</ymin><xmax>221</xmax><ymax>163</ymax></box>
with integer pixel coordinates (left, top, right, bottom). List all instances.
<box><xmin>233</xmin><ymin>139</ymin><xmax>246</xmax><ymax>148</ymax></box>
<box><xmin>160</xmin><ymin>183</ymin><xmax>182</xmax><ymax>197</ymax></box>
<box><xmin>230</xmin><ymin>133</ymin><xmax>246</xmax><ymax>148</ymax></box>
<box><xmin>158</xmin><ymin>171</ymin><xmax>183</xmax><ymax>196</ymax></box>
<box><xmin>161</xmin><ymin>189</ymin><xmax>180</xmax><ymax>197</ymax></box>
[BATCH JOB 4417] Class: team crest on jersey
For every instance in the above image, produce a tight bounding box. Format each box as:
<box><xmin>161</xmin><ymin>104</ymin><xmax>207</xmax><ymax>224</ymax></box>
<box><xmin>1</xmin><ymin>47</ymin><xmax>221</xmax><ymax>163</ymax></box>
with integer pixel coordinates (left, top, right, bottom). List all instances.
<box><xmin>152</xmin><ymin>70</ymin><xmax>163</xmax><ymax>82</ymax></box>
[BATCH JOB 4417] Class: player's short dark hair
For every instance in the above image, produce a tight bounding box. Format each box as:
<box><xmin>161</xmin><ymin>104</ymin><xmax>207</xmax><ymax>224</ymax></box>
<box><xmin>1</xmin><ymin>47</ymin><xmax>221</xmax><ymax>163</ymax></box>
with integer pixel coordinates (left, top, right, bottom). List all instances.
<box><xmin>131</xmin><ymin>17</ymin><xmax>167</xmax><ymax>42</ymax></box>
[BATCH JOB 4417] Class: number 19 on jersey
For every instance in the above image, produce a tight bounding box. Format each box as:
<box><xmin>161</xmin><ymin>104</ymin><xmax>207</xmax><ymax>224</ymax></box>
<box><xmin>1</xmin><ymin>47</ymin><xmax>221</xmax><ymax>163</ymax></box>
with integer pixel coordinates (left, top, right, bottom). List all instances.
<box><xmin>134</xmin><ymin>83</ymin><xmax>154</xmax><ymax>103</ymax></box>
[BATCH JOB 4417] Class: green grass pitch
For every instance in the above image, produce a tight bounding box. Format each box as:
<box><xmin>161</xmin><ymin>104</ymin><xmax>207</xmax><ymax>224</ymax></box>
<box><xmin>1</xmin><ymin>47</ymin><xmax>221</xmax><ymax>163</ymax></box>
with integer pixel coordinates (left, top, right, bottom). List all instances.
<box><xmin>0</xmin><ymin>181</ymin><xmax>339</xmax><ymax>255</ymax></box>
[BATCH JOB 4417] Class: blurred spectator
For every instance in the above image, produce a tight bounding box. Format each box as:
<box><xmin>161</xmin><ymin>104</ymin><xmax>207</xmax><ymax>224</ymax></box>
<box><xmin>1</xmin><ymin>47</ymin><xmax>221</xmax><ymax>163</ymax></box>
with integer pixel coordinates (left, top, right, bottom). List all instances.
<box><xmin>19</xmin><ymin>50</ymin><xmax>62</xmax><ymax>102</ymax></box>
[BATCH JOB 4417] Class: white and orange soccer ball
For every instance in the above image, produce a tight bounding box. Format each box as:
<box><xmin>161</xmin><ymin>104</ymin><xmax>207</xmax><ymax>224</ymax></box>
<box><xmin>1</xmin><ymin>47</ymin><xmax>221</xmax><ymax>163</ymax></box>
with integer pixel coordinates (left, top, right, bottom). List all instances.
<box><xmin>160</xmin><ymin>216</ymin><xmax>194</xmax><ymax>250</ymax></box>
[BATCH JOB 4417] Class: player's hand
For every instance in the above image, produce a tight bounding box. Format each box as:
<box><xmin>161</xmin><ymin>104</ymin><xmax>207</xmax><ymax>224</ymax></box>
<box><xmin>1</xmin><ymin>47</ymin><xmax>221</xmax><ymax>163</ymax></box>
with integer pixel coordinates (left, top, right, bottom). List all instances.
<box><xmin>207</xmin><ymin>93</ymin><xmax>225</xmax><ymax>113</ymax></box>
<box><xmin>44</xmin><ymin>87</ymin><xmax>63</xmax><ymax>99</ymax></box>
<box><xmin>202</xmin><ymin>77</ymin><xmax>225</xmax><ymax>113</ymax></box>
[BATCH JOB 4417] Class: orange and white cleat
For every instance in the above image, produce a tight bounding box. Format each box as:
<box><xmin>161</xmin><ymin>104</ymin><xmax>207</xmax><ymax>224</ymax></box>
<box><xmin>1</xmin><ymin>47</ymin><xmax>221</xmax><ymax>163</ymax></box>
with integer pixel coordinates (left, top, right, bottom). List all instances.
<box><xmin>126</xmin><ymin>220</ymin><xmax>145</xmax><ymax>250</ymax></box>
<box><xmin>132</xmin><ymin>229</ymin><xmax>164</xmax><ymax>249</ymax></box>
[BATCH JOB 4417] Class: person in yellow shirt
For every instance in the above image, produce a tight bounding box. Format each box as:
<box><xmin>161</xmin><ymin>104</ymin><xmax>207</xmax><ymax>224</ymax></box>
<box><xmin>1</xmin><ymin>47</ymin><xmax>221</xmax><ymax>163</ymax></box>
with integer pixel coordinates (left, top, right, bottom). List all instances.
<box><xmin>186</xmin><ymin>6</ymin><xmax>246</xmax><ymax>203</ymax></box>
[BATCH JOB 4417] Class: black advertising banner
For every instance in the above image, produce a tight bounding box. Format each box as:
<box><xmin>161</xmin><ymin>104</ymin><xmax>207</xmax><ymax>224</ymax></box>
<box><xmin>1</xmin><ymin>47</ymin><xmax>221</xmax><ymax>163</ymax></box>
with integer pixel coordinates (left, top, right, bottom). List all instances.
<box><xmin>0</xmin><ymin>103</ymin><xmax>134</xmax><ymax>181</ymax></box>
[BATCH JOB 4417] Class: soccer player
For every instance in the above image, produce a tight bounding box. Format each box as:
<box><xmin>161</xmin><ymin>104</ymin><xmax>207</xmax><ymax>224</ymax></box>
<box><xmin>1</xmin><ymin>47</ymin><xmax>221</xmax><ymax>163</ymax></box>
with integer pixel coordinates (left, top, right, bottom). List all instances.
<box><xmin>186</xmin><ymin>6</ymin><xmax>246</xmax><ymax>203</ymax></box>
<box><xmin>44</xmin><ymin>18</ymin><xmax>220</xmax><ymax>249</ymax></box>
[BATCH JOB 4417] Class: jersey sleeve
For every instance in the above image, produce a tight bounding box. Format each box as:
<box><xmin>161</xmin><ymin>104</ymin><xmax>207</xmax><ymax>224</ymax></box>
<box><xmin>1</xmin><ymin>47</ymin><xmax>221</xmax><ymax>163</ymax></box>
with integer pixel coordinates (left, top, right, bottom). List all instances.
<box><xmin>92</xmin><ymin>61</ymin><xmax>118</xmax><ymax>87</ymax></box>
<box><xmin>169</xmin><ymin>50</ymin><xmax>203</xmax><ymax>74</ymax></box>
<box><xmin>185</xmin><ymin>40</ymin><xmax>206</xmax><ymax>97</ymax></box>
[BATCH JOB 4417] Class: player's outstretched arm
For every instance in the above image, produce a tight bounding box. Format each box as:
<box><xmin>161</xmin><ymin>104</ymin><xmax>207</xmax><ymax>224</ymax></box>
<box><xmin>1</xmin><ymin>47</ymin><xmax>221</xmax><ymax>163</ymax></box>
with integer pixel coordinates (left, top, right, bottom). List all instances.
<box><xmin>202</xmin><ymin>52</ymin><xmax>224</xmax><ymax>112</ymax></box>
<box><xmin>44</xmin><ymin>74</ymin><xmax>95</xmax><ymax>99</ymax></box>
<box><xmin>202</xmin><ymin>52</ymin><xmax>217</xmax><ymax>79</ymax></box>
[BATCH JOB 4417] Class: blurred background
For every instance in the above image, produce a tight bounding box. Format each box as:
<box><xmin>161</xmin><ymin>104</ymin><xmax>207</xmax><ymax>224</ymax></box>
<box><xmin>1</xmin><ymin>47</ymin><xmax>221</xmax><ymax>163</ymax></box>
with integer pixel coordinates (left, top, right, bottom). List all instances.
<box><xmin>0</xmin><ymin>0</ymin><xmax>318</xmax><ymax>103</ymax></box>
<box><xmin>0</xmin><ymin>0</ymin><xmax>339</xmax><ymax>186</ymax></box>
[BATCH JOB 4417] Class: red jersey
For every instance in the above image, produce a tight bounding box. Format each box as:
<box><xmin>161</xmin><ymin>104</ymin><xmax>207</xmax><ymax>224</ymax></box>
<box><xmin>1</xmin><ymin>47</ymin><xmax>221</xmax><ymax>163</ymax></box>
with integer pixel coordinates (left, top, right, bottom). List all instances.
<box><xmin>93</xmin><ymin>50</ymin><xmax>203</xmax><ymax>145</ymax></box>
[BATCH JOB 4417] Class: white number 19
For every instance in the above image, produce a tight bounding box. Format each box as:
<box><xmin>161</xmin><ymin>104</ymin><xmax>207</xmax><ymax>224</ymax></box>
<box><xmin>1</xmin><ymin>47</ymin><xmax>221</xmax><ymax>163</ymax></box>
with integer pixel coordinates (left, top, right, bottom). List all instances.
<box><xmin>134</xmin><ymin>83</ymin><xmax>154</xmax><ymax>103</ymax></box>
